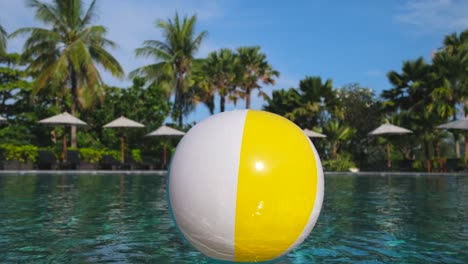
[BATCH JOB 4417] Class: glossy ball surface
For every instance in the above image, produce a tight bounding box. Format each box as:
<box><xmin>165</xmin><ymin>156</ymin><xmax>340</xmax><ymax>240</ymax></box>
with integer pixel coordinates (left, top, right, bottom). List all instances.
<box><xmin>168</xmin><ymin>110</ymin><xmax>324</xmax><ymax>262</ymax></box>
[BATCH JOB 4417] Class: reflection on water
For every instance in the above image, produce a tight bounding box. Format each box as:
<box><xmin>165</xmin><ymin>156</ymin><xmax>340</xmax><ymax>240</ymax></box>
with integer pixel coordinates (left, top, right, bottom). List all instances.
<box><xmin>0</xmin><ymin>174</ymin><xmax>466</xmax><ymax>263</ymax></box>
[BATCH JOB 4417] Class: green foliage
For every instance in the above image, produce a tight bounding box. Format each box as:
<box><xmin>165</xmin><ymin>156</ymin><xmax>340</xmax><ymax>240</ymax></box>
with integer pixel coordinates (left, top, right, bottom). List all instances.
<box><xmin>264</xmin><ymin>88</ymin><xmax>301</xmax><ymax>117</ymax></box>
<box><xmin>264</xmin><ymin>76</ymin><xmax>334</xmax><ymax>129</ymax></box>
<box><xmin>79</xmin><ymin>78</ymin><xmax>171</xmax><ymax>152</ymax></box>
<box><xmin>0</xmin><ymin>144</ymin><xmax>38</xmax><ymax>163</ymax></box>
<box><xmin>323</xmin><ymin>120</ymin><xmax>356</xmax><ymax>160</ymax></box>
<box><xmin>322</xmin><ymin>153</ymin><xmax>356</xmax><ymax>172</ymax></box>
<box><xmin>411</xmin><ymin>160</ymin><xmax>425</xmax><ymax>172</ymax></box>
<box><xmin>105</xmin><ymin>149</ymin><xmax>121</xmax><ymax>162</ymax></box>
<box><xmin>131</xmin><ymin>149</ymin><xmax>142</xmax><ymax>162</ymax></box>
<box><xmin>78</xmin><ymin>148</ymin><xmax>103</xmax><ymax>164</ymax></box>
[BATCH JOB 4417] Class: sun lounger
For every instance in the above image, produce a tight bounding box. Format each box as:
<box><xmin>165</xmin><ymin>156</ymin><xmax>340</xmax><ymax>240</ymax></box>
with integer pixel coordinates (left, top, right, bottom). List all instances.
<box><xmin>37</xmin><ymin>150</ymin><xmax>57</xmax><ymax>170</ymax></box>
<box><xmin>62</xmin><ymin>150</ymin><xmax>80</xmax><ymax>169</ymax></box>
<box><xmin>100</xmin><ymin>154</ymin><xmax>120</xmax><ymax>170</ymax></box>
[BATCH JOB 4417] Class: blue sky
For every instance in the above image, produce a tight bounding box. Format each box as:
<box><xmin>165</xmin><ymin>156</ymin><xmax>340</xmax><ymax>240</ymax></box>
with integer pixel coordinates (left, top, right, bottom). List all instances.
<box><xmin>1</xmin><ymin>0</ymin><xmax>468</xmax><ymax>123</ymax></box>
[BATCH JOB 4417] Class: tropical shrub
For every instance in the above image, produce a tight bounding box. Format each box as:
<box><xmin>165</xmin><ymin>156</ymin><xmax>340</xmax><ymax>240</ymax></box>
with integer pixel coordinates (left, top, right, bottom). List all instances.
<box><xmin>0</xmin><ymin>144</ymin><xmax>38</xmax><ymax>163</ymax></box>
<box><xmin>78</xmin><ymin>148</ymin><xmax>103</xmax><ymax>164</ymax></box>
<box><xmin>104</xmin><ymin>149</ymin><xmax>121</xmax><ymax>161</ymax></box>
<box><xmin>131</xmin><ymin>149</ymin><xmax>142</xmax><ymax>162</ymax></box>
<box><xmin>322</xmin><ymin>152</ymin><xmax>356</xmax><ymax>171</ymax></box>
<box><xmin>411</xmin><ymin>160</ymin><xmax>425</xmax><ymax>172</ymax></box>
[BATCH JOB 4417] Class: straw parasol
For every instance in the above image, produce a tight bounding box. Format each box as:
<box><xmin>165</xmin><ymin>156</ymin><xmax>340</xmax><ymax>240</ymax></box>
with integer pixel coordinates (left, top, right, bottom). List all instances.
<box><xmin>437</xmin><ymin>118</ymin><xmax>468</xmax><ymax>130</ymax></box>
<box><xmin>103</xmin><ymin>116</ymin><xmax>145</xmax><ymax>162</ymax></box>
<box><xmin>369</xmin><ymin>122</ymin><xmax>412</xmax><ymax>169</ymax></box>
<box><xmin>303</xmin><ymin>128</ymin><xmax>326</xmax><ymax>138</ymax></box>
<box><xmin>146</xmin><ymin>125</ymin><xmax>185</xmax><ymax>168</ymax></box>
<box><xmin>38</xmin><ymin>112</ymin><xmax>87</xmax><ymax>160</ymax></box>
<box><xmin>437</xmin><ymin>118</ymin><xmax>468</xmax><ymax>163</ymax></box>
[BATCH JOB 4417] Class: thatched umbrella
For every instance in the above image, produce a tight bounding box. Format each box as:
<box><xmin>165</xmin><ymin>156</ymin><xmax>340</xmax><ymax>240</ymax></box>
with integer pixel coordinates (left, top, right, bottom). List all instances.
<box><xmin>38</xmin><ymin>112</ymin><xmax>87</xmax><ymax>160</ymax></box>
<box><xmin>146</xmin><ymin>125</ymin><xmax>185</xmax><ymax>168</ymax></box>
<box><xmin>369</xmin><ymin>122</ymin><xmax>412</xmax><ymax>169</ymax></box>
<box><xmin>437</xmin><ymin>118</ymin><xmax>468</xmax><ymax>163</ymax></box>
<box><xmin>103</xmin><ymin>116</ymin><xmax>145</xmax><ymax>162</ymax></box>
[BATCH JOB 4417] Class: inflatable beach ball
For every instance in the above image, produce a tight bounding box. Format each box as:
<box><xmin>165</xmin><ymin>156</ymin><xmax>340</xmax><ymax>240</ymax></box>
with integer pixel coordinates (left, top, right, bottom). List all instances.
<box><xmin>168</xmin><ymin>110</ymin><xmax>324</xmax><ymax>262</ymax></box>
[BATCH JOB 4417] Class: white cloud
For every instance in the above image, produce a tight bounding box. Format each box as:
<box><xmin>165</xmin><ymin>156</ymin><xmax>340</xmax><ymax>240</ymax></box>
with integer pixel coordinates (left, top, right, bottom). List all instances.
<box><xmin>367</xmin><ymin>69</ymin><xmax>383</xmax><ymax>77</ymax></box>
<box><xmin>395</xmin><ymin>0</ymin><xmax>468</xmax><ymax>33</ymax></box>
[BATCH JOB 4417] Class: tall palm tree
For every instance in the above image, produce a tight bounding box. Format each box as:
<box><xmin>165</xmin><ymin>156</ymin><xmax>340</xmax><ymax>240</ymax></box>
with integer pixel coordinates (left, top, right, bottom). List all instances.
<box><xmin>383</xmin><ymin>58</ymin><xmax>443</xmax><ymax>162</ymax></box>
<box><xmin>236</xmin><ymin>46</ymin><xmax>279</xmax><ymax>109</ymax></box>
<box><xmin>131</xmin><ymin>13</ymin><xmax>207</xmax><ymax>126</ymax></box>
<box><xmin>12</xmin><ymin>0</ymin><xmax>124</xmax><ymax>147</ymax></box>
<box><xmin>431</xmin><ymin>30</ymin><xmax>468</xmax><ymax>158</ymax></box>
<box><xmin>200</xmin><ymin>48</ymin><xmax>240</xmax><ymax>112</ymax></box>
<box><xmin>0</xmin><ymin>21</ymin><xmax>6</xmax><ymax>56</ymax></box>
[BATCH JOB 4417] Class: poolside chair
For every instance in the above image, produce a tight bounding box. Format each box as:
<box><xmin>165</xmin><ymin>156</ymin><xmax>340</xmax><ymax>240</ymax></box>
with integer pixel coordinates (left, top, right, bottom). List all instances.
<box><xmin>62</xmin><ymin>150</ymin><xmax>80</xmax><ymax>170</ymax></box>
<box><xmin>100</xmin><ymin>154</ymin><xmax>120</xmax><ymax>170</ymax></box>
<box><xmin>37</xmin><ymin>150</ymin><xmax>57</xmax><ymax>170</ymax></box>
<box><xmin>139</xmin><ymin>155</ymin><xmax>156</xmax><ymax>170</ymax></box>
<box><xmin>398</xmin><ymin>160</ymin><xmax>413</xmax><ymax>172</ymax></box>
<box><xmin>0</xmin><ymin>150</ymin><xmax>5</xmax><ymax>170</ymax></box>
<box><xmin>445</xmin><ymin>158</ymin><xmax>463</xmax><ymax>172</ymax></box>
<box><xmin>121</xmin><ymin>154</ymin><xmax>138</xmax><ymax>170</ymax></box>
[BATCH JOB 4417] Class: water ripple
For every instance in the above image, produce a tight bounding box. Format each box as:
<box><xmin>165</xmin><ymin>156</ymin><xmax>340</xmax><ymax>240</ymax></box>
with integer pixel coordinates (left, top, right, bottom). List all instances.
<box><xmin>0</xmin><ymin>174</ymin><xmax>466</xmax><ymax>263</ymax></box>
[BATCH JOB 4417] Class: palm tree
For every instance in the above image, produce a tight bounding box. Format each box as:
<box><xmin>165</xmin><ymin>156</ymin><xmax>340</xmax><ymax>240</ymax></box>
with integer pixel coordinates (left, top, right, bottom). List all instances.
<box><xmin>12</xmin><ymin>0</ymin><xmax>124</xmax><ymax>147</ymax></box>
<box><xmin>296</xmin><ymin>76</ymin><xmax>336</xmax><ymax>126</ymax></box>
<box><xmin>0</xmin><ymin>21</ymin><xmax>6</xmax><ymax>56</ymax></box>
<box><xmin>383</xmin><ymin>58</ymin><xmax>443</xmax><ymax>162</ymax></box>
<box><xmin>131</xmin><ymin>13</ymin><xmax>207</xmax><ymax>126</ymax></box>
<box><xmin>200</xmin><ymin>49</ymin><xmax>240</xmax><ymax>112</ymax></box>
<box><xmin>322</xmin><ymin>120</ymin><xmax>355</xmax><ymax>160</ymax></box>
<box><xmin>236</xmin><ymin>46</ymin><xmax>279</xmax><ymax>109</ymax></box>
<box><xmin>431</xmin><ymin>31</ymin><xmax>468</xmax><ymax>158</ymax></box>
<box><xmin>442</xmin><ymin>30</ymin><xmax>468</xmax><ymax>55</ymax></box>
<box><xmin>264</xmin><ymin>88</ymin><xmax>301</xmax><ymax>117</ymax></box>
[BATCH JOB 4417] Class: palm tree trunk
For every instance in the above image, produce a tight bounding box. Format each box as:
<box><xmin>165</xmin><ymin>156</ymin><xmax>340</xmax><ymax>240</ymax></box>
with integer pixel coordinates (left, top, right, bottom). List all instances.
<box><xmin>331</xmin><ymin>143</ymin><xmax>337</xmax><ymax>160</ymax></box>
<box><xmin>453</xmin><ymin>111</ymin><xmax>460</xmax><ymax>158</ymax></box>
<box><xmin>245</xmin><ymin>88</ymin><xmax>251</xmax><ymax>109</ymax></box>
<box><xmin>70</xmin><ymin>68</ymin><xmax>78</xmax><ymax>148</ymax></box>
<box><xmin>386</xmin><ymin>143</ymin><xmax>391</xmax><ymax>169</ymax></box>
<box><xmin>175</xmin><ymin>73</ymin><xmax>184</xmax><ymax>127</ymax></box>
<box><xmin>424</xmin><ymin>140</ymin><xmax>431</xmax><ymax>172</ymax></box>
<box><xmin>220</xmin><ymin>96</ymin><xmax>226</xmax><ymax>112</ymax></box>
<box><xmin>433</xmin><ymin>140</ymin><xmax>441</xmax><ymax>157</ymax></box>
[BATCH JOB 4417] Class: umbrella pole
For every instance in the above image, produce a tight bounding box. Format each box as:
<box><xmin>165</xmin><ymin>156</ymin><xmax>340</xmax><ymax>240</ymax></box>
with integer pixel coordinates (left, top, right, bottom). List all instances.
<box><xmin>62</xmin><ymin>134</ymin><xmax>67</xmax><ymax>161</ymax></box>
<box><xmin>121</xmin><ymin>136</ymin><xmax>125</xmax><ymax>163</ymax></box>
<box><xmin>163</xmin><ymin>144</ymin><xmax>167</xmax><ymax>169</ymax></box>
<box><xmin>386</xmin><ymin>143</ymin><xmax>391</xmax><ymax>170</ymax></box>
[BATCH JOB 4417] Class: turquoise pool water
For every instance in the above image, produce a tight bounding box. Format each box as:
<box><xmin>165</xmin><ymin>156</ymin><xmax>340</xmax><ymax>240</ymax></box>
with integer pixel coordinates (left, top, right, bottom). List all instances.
<box><xmin>0</xmin><ymin>173</ymin><xmax>466</xmax><ymax>263</ymax></box>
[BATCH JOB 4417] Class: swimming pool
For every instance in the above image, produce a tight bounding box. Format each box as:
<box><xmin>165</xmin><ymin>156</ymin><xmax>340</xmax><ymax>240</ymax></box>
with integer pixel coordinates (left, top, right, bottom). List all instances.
<box><xmin>0</xmin><ymin>173</ymin><xmax>466</xmax><ymax>263</ymax></box>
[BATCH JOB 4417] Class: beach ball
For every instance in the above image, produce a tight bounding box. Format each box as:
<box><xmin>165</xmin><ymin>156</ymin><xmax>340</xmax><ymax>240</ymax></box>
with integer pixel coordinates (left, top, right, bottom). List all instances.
<box><xmin>168</xmin><ymin>110</ymin><xmax>324</xmax><ymax>262</ymax></box>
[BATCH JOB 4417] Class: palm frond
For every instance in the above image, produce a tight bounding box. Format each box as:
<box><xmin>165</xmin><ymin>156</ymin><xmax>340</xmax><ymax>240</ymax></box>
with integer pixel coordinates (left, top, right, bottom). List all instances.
<box><xmin>89</xmin><ymin>44</ymin><xmax>124</xmax><ymax>78</ymax></box>
<box><xmin>80</xmin><ymin>0</ymin><xmax>97</xmax><ymax>28</ymax></box>
<box><xmin>0</xmin><ymin>23</ymin><xmax>7</xmax><ymax>54</ymax></box>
